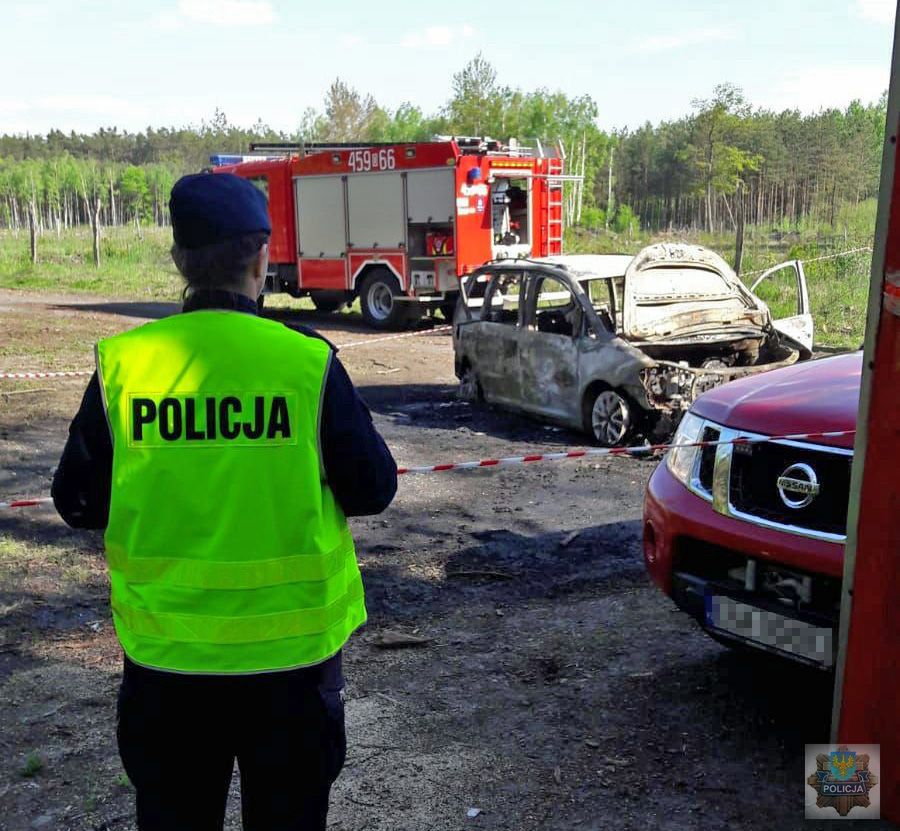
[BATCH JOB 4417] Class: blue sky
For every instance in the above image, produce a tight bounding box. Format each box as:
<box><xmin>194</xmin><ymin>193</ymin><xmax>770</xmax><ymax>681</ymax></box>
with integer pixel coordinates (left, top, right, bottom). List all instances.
<box><xmin>0</xmin><ymin>0</ymin><xmax>895</xmax><ymax>136</ymax></box>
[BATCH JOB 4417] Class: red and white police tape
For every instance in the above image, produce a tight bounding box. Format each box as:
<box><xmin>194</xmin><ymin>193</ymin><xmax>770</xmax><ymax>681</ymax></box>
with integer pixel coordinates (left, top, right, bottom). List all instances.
<box><xmin>0</xmin><ymin>429</ymin><xmax>856</xmax><ymax>510</ymax></box>
<box><xmin>0</xmin><ymin>325</ymin><xmax>454</xmax><ymax>380</ymax></box>
<box><xmin>394</xmin><ymin>429</ymin><xmax>855</xmax><ymax>473</ymax></box>
<box><xmin>0</xmin><ymin>369</ymin><xmax>94</xmax><ymax>380</ymax></box>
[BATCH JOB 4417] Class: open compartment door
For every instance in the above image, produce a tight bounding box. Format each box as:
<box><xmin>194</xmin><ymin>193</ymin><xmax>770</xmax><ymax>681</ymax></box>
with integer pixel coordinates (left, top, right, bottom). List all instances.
<box><xmin>750</xmin><ymin>260</ymin><xmax>814</xmax><ymax>354</ymax></box>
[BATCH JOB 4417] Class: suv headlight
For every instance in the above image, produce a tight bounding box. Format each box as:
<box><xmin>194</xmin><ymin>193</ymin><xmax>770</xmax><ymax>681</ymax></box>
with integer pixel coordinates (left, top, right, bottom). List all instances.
<box><xmin>666</xmin><ymin>411</ymin><xmax>705</xmax><ymax>486</ymax></box>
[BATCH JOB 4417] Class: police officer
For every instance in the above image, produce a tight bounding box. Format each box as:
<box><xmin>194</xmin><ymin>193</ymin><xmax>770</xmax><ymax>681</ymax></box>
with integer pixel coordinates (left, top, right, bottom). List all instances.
<box><xmin>52</xmin><ymin>173</ymin><xmax>398</xmax><ymax>830</ymax></box>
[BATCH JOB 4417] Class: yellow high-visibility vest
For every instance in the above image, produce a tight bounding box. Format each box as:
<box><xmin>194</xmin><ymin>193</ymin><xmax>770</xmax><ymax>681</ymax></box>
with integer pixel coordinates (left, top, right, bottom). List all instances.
<box><xmin>96</xmin><ymin>309</ymin><xmax>366</xmax><ymax>673</ymax></box>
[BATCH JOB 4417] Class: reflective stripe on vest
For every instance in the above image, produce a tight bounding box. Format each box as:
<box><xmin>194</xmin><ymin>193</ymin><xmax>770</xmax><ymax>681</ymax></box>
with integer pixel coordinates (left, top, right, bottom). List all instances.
<box><xmin>96</xmin><ymin>310</ymin><xmax>366</xmax><ymax>674</ymax></box>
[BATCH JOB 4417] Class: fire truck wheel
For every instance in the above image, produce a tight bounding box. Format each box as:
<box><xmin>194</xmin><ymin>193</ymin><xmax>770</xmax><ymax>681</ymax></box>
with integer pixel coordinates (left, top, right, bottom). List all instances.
<box><xmin>359</xmin><ymin>270</ymin><xmax>412</xmax><ymax>330</ymax></box>
<box><xmin>440</xmin><ymin>302</ymin><xmax>457</xmax><ymax>322</ymax></box>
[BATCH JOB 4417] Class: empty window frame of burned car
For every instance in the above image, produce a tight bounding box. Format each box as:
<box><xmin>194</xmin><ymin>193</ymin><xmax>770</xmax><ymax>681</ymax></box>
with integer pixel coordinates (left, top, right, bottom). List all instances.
<box><xmin>455</xmin><ymin>268</ymin><xmax>527</xmax><ymax>405</ymax></box>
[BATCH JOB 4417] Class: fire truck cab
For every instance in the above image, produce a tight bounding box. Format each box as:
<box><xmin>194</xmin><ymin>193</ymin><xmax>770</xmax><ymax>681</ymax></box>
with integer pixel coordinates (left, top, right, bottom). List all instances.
<box><xmin>210</xmin><ymin>138</ymin><xmax>569</xmax><ymax>329</ymax></box>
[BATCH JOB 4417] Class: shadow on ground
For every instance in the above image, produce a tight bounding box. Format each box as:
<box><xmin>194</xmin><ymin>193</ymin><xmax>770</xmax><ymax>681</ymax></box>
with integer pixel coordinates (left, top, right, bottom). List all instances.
<box><xmin>51</xmin><ymin>301</ymin><xmax>181</xmax><ymax>321</ymax></box>
<box><xmin>359</xmin><ymin>381</ymin><xmax>593</xmax><ymax>448</ymax></box>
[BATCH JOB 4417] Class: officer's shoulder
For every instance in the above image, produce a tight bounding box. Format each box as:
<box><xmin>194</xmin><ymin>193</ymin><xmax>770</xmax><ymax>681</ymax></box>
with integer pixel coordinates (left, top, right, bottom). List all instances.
<box><xmin>275</xmin><ymin>321</ymin><xmax>338</xmax><ymax>352</ymax></box>
<box><xmin>98</xmin><ymin>315</ymin><xmax>172</xmax><ymax>346</ymax></box>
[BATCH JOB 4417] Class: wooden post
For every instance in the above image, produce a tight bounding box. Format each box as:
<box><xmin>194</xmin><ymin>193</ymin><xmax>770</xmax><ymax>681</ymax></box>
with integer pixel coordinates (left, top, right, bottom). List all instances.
<box><xmin>734</xmin><ymin>181</ymin><xmax>745</xmax><ymax>276</ymax></box>
<box><xmin>28</xmin><ymin>200</ymin><xmax>37</xmax><ymax>264</ymax></box>
<box><xmin>91</xmin><ymin>197</ymin><xmax>101</xmax><ymax>267</ymax></box>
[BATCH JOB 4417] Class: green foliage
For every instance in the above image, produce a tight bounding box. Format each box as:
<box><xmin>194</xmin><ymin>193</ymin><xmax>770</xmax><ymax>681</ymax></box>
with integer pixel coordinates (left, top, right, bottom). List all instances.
<box><xmin>19</xmin><ymin>752</ymin><xmax>45</xmax><ymax>778</ymax></box>
<box><xmin>119</xmin><ymin>165</ymin><xmax>151</xmax><ymax>222</ymax></box>
<box><xmin>580</xmin><ymin>206</ymin><xmax>605</xmax><ymax>229</ymax></box>
<box><xmin>610</xmin><ymin>204</ymin><xmax>639</xmax><ymax>234</ymax></box>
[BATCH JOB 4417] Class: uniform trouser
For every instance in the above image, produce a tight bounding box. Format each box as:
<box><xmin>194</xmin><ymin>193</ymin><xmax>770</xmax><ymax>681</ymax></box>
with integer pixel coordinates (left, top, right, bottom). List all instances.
<box><xmin>116</xmin><ymin>653</ymin><xmax>346</xmax><ymax>831</ymax></box>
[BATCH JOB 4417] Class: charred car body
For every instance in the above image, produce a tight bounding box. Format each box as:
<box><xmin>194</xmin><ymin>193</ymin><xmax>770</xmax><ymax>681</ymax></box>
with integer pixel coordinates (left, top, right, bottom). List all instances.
<box><xmin>453</xmin><ymin>244</ymin><xmax>814</xmax><ymax>445</ymax></box>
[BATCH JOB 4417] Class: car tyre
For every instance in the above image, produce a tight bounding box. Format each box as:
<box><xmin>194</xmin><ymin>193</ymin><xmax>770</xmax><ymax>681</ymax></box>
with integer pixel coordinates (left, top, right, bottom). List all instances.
<box><xmin>586</xmin><ymin>389</ymin><xmax>632</xmax><ymax>447</ymax></box>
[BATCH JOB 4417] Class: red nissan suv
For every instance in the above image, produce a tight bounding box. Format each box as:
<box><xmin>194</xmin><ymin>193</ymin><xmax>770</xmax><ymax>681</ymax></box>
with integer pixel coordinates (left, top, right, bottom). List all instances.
<box><xmin>643</xmin><ymin>352</ymin><xmax>860</xmax><ymax>670</ymax></box>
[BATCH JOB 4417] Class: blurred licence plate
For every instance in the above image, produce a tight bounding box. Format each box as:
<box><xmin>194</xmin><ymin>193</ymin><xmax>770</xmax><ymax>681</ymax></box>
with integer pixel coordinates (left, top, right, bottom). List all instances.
<box><xmin>705</xmin><ymin>595</ymin><xmax>833</xmax><ymax>667</ymax></box>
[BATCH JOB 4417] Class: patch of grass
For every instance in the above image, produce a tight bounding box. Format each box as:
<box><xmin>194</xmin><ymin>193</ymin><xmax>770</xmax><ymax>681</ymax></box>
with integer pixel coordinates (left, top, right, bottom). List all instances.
<box><xmin>115</xmin><ymin>772</ymin><xmax>132</xmax><ymax>789</ymax></box>
<box><xmin>0</xmin><ymin>226</ymin><xmax>181</xmax><ymax>299</ymax></box>
<box><xmin>19</xmin><ymin>752</ymin><xmax>45</xmax><ymax>778</ymax></box>
<box><xmin>0</xmin><ymin>537</ymin><xmax>29</xmax><ymax>563</ymax></box>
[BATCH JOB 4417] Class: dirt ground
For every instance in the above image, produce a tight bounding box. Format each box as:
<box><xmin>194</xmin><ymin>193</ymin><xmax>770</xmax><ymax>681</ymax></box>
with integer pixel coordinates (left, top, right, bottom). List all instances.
<box><xmin>0</xmin><ymin>290</ymin><xmax>893</xmax><ymax>831</ymax></box>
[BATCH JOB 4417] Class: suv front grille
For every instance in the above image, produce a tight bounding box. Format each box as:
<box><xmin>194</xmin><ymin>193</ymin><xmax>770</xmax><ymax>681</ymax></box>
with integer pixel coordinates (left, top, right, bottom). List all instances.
<box><xmin>696</xmin><ymin>426</ymin><xmax>719</xmax><ymax>493</ymax></box>
<box><xmin>728</xmin><ymin>440</ymin><xmax>852</xmax><ymax>538</ymax></box>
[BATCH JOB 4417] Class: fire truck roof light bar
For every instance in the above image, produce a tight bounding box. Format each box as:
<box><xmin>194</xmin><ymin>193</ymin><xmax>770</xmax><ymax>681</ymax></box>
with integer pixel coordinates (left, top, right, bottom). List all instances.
<box><xmin>244</xmin><ymin>139</ymin><xmax>564</xmax><ymax>160</ymax></box>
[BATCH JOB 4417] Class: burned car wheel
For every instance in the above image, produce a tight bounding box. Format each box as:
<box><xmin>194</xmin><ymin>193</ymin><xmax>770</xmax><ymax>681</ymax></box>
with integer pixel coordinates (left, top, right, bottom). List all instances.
<box><xmin>458</xmin><ymin>365</ymin><xmax>483</xmax><ymax>401</ymax></box>
<box><xmin>587</xmin><ymin>389</ymin><xmax>632</xmax><ymax>447</ymax></box>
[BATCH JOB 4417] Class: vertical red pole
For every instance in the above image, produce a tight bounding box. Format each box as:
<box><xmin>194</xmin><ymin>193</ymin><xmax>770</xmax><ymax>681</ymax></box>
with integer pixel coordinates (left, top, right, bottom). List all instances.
<box><xmin>832</xmin><ymin>8</ymin><xmax>900</xmax><ymax>822</ymax></box>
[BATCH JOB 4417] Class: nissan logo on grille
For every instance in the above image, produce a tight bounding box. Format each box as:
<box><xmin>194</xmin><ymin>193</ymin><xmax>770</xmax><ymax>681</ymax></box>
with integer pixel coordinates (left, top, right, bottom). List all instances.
<box><xmin>776</xmin><ymin>463</ymin><xmax>820</xmax><ymax>509</ymax></box>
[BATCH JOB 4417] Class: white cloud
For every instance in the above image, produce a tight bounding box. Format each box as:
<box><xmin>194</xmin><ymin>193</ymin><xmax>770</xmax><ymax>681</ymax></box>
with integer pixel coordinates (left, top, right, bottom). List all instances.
<box><xmin>153</xmin><ymin>0</ymin><xmax>276</xmax><ymax>29</ymax></box>
<box><xmin>0</xmin><ymin>98</ymin><xmax>29</xmax><ymax>114</ymax></box>
<box><xmin>339</xmin><ymin>33</ymin><xmax>365</xmax><ymax>48</ymax></box>
<box><xmin>151</xmin><ymin>10</ymin><xmax>185</xmax><ymax>30</ymax></box>
<box><xmin>631</xmin><ymin>26</ymin><xmax>736</xmax><ymax>54</ymax></box>
<box><xmin>12</xmin><ymin>4</ymin><xmax>51</xmax><ymax>23</ymax></box>
<box><xmin>401</xmin><ymin>25</ymin><xmax>476</xmax><ymax>48</ymax></box>
<box><xmin>756</xmin><ymin>64</ymin><xmax>888</xmax><ymax>112</ymax></box>
<box><xmin>36</xmin><ymin>94</ymin><xmax>147</xmax><ymax>118</ymax></box>
<box><xmin>851</xmin><ymin>0</ymin><xmax>896</xmax><ymax>25</ymax></box>
<box><xmin>0</xmin><ymin>95</ymin><xmax>148</xmax><ymax>133</ymax></box>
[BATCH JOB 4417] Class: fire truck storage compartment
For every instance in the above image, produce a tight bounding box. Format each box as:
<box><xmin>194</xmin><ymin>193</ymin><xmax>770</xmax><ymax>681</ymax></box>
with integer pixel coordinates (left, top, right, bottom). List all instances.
<box><xmin>347</xmin><ymin>173</ymin><xmax>405</xmax><ymax>250</ymax></box>
<box><xmin>295</xmin><ymin>176</ymin><xmax>345</xmax><ymax>258</ymax></box>
<box><xmin>406</xmin><ymin>169</ymin><xmax>455</xmax><ymax>226</ymax></box>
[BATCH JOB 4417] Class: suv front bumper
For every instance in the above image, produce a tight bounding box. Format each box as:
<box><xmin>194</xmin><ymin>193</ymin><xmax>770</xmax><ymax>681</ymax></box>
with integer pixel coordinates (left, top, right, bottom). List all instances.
<box><xmin>643</xmin><ymin>462</ymin><xmax>843</xmax><ymax>668</ymax></box>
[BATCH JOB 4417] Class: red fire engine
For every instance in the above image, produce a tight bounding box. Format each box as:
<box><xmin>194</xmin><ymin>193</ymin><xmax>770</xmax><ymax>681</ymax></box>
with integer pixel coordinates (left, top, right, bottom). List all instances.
<box><xmin>210</xmin><ymin>138</ymin><xmax>571</xmax><ymax>328</ymax></box>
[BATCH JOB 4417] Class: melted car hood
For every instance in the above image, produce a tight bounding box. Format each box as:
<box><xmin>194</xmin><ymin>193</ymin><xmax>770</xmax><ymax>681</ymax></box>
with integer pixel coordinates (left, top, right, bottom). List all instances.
<box><xmin>690</xmin><ymin>352</ymin><xmax>861</xmax><ymax>447</ymax></box>
<box><xmin>623</xmin><ymin>265</ymin><xmax>765</xmax><ymax>341</ymax></box>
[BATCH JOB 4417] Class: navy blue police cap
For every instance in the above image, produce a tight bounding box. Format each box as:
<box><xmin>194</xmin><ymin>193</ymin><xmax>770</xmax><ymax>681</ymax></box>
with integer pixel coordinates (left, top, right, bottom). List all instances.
<box><xmin>170</xmin><ymin>173</ymin><xmax>271</xmax><ymax>249</ymax></box>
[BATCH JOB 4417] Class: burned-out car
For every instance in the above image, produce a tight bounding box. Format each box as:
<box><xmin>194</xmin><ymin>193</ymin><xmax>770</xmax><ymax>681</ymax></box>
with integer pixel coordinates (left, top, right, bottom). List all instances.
<box><xmin>453</xmin><ymin>243</ymin><xmax>814</xmax><ymax>446</ymax></box>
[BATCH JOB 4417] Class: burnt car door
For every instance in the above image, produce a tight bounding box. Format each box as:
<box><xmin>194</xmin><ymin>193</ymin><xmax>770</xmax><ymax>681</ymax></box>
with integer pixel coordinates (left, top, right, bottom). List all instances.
<box><xmin>749</xmin><ymin>260</ymin><xmax>814</xmax><ymax>355</ymax></box>
<box><xmin>518</xmin><ymin>271</ymin><xmax>586</xmax><ymax>420</ymax></box>
<box><xmin>468</xmin><ymin>271</ymin><xmax>525</xmax><ymax>405</ymax></box>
